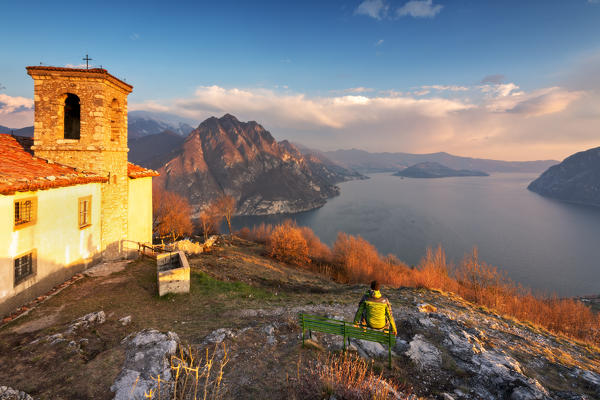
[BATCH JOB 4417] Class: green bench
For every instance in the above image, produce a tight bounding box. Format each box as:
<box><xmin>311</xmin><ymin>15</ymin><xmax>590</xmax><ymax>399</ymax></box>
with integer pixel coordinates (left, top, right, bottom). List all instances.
<box><xmin>299</xmin><ymin>313</ymin><xmax>396</xmax><ymax>368</ymax></box>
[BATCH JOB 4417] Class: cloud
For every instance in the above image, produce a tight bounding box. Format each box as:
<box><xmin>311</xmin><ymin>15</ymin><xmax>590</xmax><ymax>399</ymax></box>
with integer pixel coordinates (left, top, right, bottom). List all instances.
<box><xmin>495</xmin><ymin>87</ymin><xmax>584</xmax><ymax>117</ymax></box>
<box><xmin>130</xmin><ymin>33</ymin><xmax>140</xmax><ymax>40</ymax></box>
<box><xmin>0</xmin><ymin>94</ymin><xmax>34</xmax><ymax>128</ymax></box>
<box><xmin>375</xmin><ymin>39</ymin><xmax>384</xmax><ymax>46</ymax></box>
<box><xmin>422</xmin><ymin>85</ymin><xmax>469</xmax><ymax>92</ymax></box>
<box><xmin>131</xmin><ymin>85</ymin><xmax>472</xmax><ymax>131</ymax></box>
<box><xmin>481</xmin><ymin>74</ymin><xmax>505</xmax><ymax>84</ymax></box>
<box><xmin>342</xmin><ymin>87</ymin><xmax>374</xmax><ymax>94</ymax></box>
<box><xmin>397</xmin><ymin>0</ymin><xmax>443</xmax><ymax>18</ymax></box>
<box><xmin>130</xmin><ymin>77</ymin><xmax>593</xmax><ymax>161</ymax></box>
<box><xmin>480</xmin><ymin>82</ymin><xmax>521</xmax><ymax>97</ymax></box>
<box><xmin>355</xmin><ymin>0</ymin><xmax>389</xmax><ymax>20</ymax></box>
<box><xmin>412</xmin><ymin>89</ymin><xmax>431</xmax><ymax>96</ymax></box>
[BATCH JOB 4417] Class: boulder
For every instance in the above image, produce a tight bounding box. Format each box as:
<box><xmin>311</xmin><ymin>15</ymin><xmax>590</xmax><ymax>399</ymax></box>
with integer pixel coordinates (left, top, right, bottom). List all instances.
<box><xmin>111</xmin><ymin>329</ymin><xmax>180</xmax><ymax>400</ymax></box>
<box><xmin>0</xmin><ymin>387</ymin><xmax>33</xmax><ymax>400</ymax></box>
<box><xmin>405</xmin><ymin>334</ymin><xmax>442</xmax><ymax>370</ymax></box>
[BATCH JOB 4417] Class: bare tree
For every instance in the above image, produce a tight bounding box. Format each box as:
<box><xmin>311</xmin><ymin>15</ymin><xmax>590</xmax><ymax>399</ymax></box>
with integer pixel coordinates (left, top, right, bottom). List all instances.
<box><xmin>215</xmin><ymin>194</ymin><xmax>236</xmax><ymax>235</ymax></box>
<box><xmin>199</xmin><ymin>200</ymin><xmax>222</xmax><ymax>241</ymax></box>
<box><xmin>153</xmin><ymin>186</ymin><xmax>194</xmax><ymax>242</ymax></box>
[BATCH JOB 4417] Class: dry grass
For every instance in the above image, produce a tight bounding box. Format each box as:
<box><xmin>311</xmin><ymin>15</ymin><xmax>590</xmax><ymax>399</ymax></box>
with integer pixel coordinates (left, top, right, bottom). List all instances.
<box><xmin>140</xmin><ymin>343</ymin><xmax>228</xmax><ymax>400</ymax></box>
<box><xmin>289</xmin><ymin>352</ymin><xmax>406</xmax><ymax>400</ymax></box>
<box><xmin>251</xmin><ymin>222</ymin><xmax>600</xmax><ymax>345</ymax></box>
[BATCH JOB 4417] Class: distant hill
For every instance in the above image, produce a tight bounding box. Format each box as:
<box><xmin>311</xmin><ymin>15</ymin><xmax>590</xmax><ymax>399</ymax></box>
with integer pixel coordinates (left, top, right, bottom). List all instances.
<box><xmin>325</xmin><ymin>148</ymin><xmax>557</xmax><ymax>174</ymax></box>
<box><xmin>0</xmin><ymin>125</ymin><xmax>34</xmax><ymax>137</ymax></box>
<box><xmin>284</xmin><ymin>141</ymin><xmax>365</xmax><ymax>184</ymax></box>
<box><xmin>528</xmin><ymin>146</ymin><xmax>600</xmax><ymax>207</ymax></box>
<box><xmin>394</xmin><ymin>162</ymin><xmax>489</xmax><ymax>178</ymax></box>
<box><xmin>154</xmin><ymin>114</ymin><xmax>363</xmax><ymax>216</ymax></box>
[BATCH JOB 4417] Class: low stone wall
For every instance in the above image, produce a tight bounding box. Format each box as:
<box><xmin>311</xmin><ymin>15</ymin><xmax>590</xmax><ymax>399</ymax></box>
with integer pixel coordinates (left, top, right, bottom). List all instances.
<box><xmin>156</xmin><ymin>251</ymin><xmax>190</xmax><ymax>297</ymax></box>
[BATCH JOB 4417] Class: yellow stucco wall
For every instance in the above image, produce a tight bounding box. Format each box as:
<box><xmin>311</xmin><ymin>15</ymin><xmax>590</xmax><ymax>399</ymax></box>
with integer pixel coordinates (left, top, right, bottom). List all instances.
<box><xmin>126</xmin><ymin>176</ymin><xmax>153</xmax><ymax>255</ymax></box>
<box><xmin>0</xmin><ymin>183</ymin><xmax>102</xmax><ymax>315</ymax></box>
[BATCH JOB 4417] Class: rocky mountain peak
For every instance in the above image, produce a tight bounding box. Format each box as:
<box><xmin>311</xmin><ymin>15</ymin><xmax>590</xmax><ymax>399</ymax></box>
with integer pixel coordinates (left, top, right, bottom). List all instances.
<box><xmin>153</xmin><ymin>114</ymin><xmax>364</xmax><ymax>216</ymax></box>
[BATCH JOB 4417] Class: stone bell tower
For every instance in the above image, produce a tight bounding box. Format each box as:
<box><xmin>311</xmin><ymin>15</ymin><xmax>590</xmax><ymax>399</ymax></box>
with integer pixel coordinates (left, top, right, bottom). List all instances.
<box><xmin>26</xmin><ymin>66</ymin><xmax>133</xmax><ymax>260</ymax></box>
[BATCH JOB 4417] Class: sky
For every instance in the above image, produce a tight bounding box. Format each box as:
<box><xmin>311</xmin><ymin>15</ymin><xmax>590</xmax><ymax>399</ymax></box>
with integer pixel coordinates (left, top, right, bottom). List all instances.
<box><xmin>1</xmin><ymin>0</ymin><xmax>600</xmax><ymax>161</ymax></box>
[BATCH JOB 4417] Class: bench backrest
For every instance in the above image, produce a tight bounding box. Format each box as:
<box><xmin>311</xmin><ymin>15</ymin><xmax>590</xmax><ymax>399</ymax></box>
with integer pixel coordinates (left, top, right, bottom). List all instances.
<box><xmin>299</xmin><ymin>313</ymin><xmax>396</xmax><ymax>345</ymax></box>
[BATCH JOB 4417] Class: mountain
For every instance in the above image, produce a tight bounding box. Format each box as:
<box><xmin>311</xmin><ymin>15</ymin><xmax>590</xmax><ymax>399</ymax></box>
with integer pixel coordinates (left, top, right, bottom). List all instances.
<box><xmin>127</xmin><ymin>111</ymin><xmax>195</xmax><ymax>138</ymax></box>
<box><xmin>128</xmin><ymin>130</ymin><xmax>186</xmax><ymax>170</ymax></box>
<box><xmin>0</xmin><ymin>111</ymin><xmax>195</xmax><ymax>139</ymax></box>
<box><xmin>394</xmin><ymin>161</ymin><xmax>489</xmax><ymax>178</ymax></box>
<box><xmin>325</xmin><ymin>148</ymin><xmax>557</xmax><ymax>174</ymax></box>
<box><xmin>528</xmin><ymin>146</ymin><xmax>600</xmax><ymax>207</ymax></box>
<box><xmin>155</xmin><ymin>114</ymin><xmax>362</xmax><ymax>216</ymax></box>
<box><xmin>280</xmin><ymin>141</ymin><xmax>365</xmax><ymax>184</ymax></box>
<box><xmin>0</xmin><ymin>125</ymin><xmax>34</xmax><ymax>137</ymax></box>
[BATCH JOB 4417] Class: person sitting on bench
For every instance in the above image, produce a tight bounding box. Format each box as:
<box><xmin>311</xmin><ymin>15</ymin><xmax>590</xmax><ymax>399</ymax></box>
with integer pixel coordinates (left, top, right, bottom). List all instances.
<box><xmin>353</xmin><ymin>280</ymin><xmax>397</xmax><ymax>335</ymax></box>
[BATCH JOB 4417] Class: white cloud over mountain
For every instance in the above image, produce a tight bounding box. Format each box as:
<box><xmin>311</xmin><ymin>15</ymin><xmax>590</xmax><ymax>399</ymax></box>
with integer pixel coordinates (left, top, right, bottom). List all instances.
<box><xmin>130</xmin><ymin>79</ymin><xmax>592</xmax><ymax>161</ymax></box>
<box><xmin>3</xmin><ymin>51</ymin><xmax>598</xmax><ymax>162</ymax></box>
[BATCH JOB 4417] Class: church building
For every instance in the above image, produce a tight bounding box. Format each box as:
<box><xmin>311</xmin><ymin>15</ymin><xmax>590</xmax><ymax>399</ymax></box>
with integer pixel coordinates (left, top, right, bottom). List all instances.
<box><xmin>0</xmin><ymin>66</ymin><xmax>158</xmax><ymax>316</ymax></box>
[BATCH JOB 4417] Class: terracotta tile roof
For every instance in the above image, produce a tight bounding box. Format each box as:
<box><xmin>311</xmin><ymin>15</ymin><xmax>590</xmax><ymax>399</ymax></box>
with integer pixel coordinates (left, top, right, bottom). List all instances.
<box><xmin>128</xmin><ymin>162</ymin><xmax>159</xmax><ymax>179</ymax></box>
<box><xmin>0</xmin><ymin>134</ymin><xmax>108</xmax><ymax>195</ymax></box>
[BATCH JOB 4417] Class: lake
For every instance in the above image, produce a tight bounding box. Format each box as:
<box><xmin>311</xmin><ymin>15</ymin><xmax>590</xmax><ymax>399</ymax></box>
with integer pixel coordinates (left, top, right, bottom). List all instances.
<box><xmin>231</xmin><ymin>173</ymin><xmax>600</xmax><ymax>297</ymax></box>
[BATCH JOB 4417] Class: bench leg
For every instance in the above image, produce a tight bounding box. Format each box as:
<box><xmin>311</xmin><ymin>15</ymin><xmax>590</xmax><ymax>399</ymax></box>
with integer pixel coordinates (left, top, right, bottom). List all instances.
<box><xmin>343</xmin><ymin>334</ymin><xmax>347</xmax><ymax>351</ymax></box>
<box><xmin>302</xmin><ymin>327</ymin><xmax>305</xmax><ymax>347</ymax></box>
<box><xmin>388</xmin><ymin>346</ymin><xmax>392</xmax><ymax>369</ymax></box>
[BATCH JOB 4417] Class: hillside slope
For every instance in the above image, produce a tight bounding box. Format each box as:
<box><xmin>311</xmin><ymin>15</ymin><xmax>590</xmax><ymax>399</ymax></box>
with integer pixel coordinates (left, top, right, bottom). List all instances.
<box><xmin>0</xmin><ymin>237</ymin><xmax>598</xmax><ymax>399</ymax></box>
<box><xmin>528</xmin><ymin>146</ymin><xmax>600</xmax><ymax>207</ymax></box>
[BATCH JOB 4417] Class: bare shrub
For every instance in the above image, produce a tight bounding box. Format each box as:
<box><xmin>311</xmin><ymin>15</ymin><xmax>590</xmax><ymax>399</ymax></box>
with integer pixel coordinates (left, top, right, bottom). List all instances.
<box><xmin>333</xmin><ymin>233</ymin><xmax>382</xmax><ymax>283</ymax></box>
<box><xmin>411</xmin><ymin>246</ymin><xmax>456</xmax><ymax>292</ymax></box>
<box><xmin>246</xmin><ymin>223</ymin><xmax>274</xmax><ymax>243</ymax></box>
<box><xmin>237</xmin><ymin>227</ymin><xmax>251</xmax><ymax>240</ymax></box>
<box><xmin>243</xmin><ymin>223</ymin><xmax>600</xmax><ymax>345</ymax></box>
<box><xmin>214</xmin><ymin>195</ymin><xmax>236</xmax><ymax>235</ymax></box>
<box><xmin>268</xmin><ymin>220</ymin><xmax>310</xmax><ymax>265</ymax></box>
<box><xmin>199</xmin><ymin>201</ymin><xmax>222</xmax><ymax>241</ymax></box>
<box><xmin>290</xmin><ymin>352</ymin><xmax>406</xmax><ymax>400</ymax></box>
<box><xmin>300</xmin><ymin>226</ymin><xmax>332</xmax><ymax>262</ymax></box>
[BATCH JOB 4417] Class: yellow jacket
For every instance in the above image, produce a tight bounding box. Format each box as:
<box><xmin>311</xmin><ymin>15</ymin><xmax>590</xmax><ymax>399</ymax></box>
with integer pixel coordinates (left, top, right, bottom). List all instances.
<box><xmin>353</xmin><ymin>290</ymin><xmax>397</xmax><ymax>335</ymax></box>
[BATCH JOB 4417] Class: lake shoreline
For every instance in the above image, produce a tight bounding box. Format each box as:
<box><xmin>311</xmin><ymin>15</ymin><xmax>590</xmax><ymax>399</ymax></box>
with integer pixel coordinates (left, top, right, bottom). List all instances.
<box><xmin>231</xmin><ymin>172</ymin><xmax>600</xmax><ymax>297</ymax></box>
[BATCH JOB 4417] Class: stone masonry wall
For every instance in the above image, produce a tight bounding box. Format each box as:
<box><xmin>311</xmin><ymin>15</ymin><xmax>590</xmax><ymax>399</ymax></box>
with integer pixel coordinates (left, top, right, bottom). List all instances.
<box><xmin>28</xmin><ymin>68</ymin><xmax>132</xmax><ymax>260</ymax></box>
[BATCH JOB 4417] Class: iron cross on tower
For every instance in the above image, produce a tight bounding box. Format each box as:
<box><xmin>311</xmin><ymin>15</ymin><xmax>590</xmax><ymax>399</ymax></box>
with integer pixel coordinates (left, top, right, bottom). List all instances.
<box><xmin>83</xmin><ymin>54</ymin><xmax>92</xmax><ymax>69</ymax></box>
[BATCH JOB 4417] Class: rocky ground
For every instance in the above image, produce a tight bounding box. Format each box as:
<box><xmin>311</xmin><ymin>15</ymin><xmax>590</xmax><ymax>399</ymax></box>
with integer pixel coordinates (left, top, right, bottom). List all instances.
<box><xmin>0</xmin><ymin>237</ymin><xmax>598</xmax><ymax>399</ymax></box>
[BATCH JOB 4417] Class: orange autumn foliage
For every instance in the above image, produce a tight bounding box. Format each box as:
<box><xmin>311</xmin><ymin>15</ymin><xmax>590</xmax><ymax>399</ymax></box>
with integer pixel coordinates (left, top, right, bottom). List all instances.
<box><xmin>243</xmin><ymin>221</ymin><xmax>600</xmax><ymax>345</ymax></box>
<box><xmin>153</xmin><ymin>186</ymin><xmax>194</xmax><ymax>241</ymax></box>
